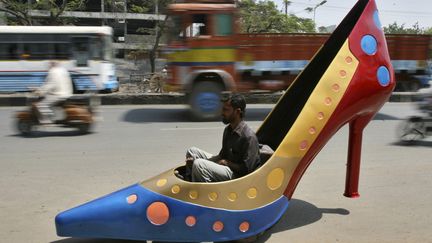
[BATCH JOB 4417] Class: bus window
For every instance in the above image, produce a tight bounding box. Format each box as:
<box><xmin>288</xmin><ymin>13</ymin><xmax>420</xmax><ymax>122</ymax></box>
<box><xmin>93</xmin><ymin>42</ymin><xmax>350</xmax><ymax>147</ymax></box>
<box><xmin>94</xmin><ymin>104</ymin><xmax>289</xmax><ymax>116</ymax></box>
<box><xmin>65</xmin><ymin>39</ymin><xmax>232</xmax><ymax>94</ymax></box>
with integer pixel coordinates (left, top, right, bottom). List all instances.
<box><xmin>53</xmin><ymin>43</ymin><xmax>70</xmax><ymax>60</ymax></box>
<box><xmin>72</xmin><ymin>37</ymin><xmax>90</xmax><ymax>67</ymax></box>
<box><xmin>89</xmin><ymin>37</ymin><xmax>103</xmax><ymax>60</ymax></box>
<box><xmin>0</xmin><ymin>43</ymin><xmax>19</xmax><ymax>60</ymax></box>
<box><xmin>215</xmin><ymin>14</ymin><xmax>232</xmax><ymax>36</ymax></box>
<box><xmin>22</xmin><ymin>43</ymin><xmax>52</xmax><ymax>60</ymax></box>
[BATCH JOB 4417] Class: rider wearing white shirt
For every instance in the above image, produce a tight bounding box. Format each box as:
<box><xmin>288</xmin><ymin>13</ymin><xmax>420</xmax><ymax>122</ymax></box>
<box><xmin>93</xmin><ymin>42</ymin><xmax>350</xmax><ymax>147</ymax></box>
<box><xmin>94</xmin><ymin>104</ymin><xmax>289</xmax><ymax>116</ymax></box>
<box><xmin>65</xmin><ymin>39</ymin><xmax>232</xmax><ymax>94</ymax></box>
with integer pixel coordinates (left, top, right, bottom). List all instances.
<box><xmin>36</xmin><ymin>61</ymin><xmax>73</xmax><ymax>123</ymax></box>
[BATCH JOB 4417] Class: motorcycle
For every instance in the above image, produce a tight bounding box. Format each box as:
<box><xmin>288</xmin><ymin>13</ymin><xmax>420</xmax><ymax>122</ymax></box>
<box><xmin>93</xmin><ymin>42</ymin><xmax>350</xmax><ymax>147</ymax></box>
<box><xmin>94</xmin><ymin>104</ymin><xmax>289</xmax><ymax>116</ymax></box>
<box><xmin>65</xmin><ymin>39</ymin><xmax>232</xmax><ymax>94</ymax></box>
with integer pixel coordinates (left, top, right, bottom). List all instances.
<box><xmin>397</xmin><ymin>93</ymin><xmax>432</xmax><ymax>143</ymax></box>
<box><xmin>15</xmin><ymin>92</ymin><xmax>99</xmax><ymax>136</ymax></box>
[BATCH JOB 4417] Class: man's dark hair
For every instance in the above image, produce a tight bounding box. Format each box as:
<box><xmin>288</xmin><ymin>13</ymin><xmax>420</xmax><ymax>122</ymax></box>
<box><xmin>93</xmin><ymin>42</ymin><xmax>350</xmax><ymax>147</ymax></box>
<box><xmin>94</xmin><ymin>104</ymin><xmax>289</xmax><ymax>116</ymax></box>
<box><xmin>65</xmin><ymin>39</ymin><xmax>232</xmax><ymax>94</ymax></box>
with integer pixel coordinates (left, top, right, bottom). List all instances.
<box><xmin>223</xmin><ymin>93</ymin><xmax>246</xmax><ymax>118</ymax></box>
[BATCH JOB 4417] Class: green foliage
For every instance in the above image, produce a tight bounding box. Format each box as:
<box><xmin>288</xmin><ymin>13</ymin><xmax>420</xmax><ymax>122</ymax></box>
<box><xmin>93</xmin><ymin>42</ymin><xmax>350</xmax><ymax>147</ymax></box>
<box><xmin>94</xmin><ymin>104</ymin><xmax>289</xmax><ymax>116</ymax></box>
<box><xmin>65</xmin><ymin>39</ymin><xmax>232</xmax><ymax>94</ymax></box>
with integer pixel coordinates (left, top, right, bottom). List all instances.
<box><xmin>384</xmin><ymin>22</ymin><xmax>429</xmax><ymax>35</ymax></box>
<box><xmin>0</xmin><ymin>0</ymin><xmax>86</xmax><ymax>25</ymax></box>
<box><xmin>130</xmin><ymin>5</ymin><xmax>148</xmax><ymax>13</ymax></box>
<box><xmin>238</xmin><ymin>0</ymin><xmax>315</xmax><ymax>33</ymax></box>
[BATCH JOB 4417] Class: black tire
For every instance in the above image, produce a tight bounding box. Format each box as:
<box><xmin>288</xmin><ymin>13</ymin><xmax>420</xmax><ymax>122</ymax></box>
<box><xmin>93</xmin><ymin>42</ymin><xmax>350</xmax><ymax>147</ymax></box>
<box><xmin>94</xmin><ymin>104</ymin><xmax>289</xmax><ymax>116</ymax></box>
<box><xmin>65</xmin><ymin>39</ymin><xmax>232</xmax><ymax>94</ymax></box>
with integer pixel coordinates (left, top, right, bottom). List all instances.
<box><xmin>77</xmin><ymin>123</ymin><xmax>91</xmax><ymax>134</ymax></box>
<box><xmin>16</xmin><ymin>119</ymin><xmax>34</xmax><ymax>136</ymax></box>
<box><xmin>397</xmin><ymin>117</ymin><xmax>425</xmax><ymax>144</ymax></box>
<box><xmin>189</xmin><ymin>81</ymin><xmax>224</xmax><ymax>121</ymax></box>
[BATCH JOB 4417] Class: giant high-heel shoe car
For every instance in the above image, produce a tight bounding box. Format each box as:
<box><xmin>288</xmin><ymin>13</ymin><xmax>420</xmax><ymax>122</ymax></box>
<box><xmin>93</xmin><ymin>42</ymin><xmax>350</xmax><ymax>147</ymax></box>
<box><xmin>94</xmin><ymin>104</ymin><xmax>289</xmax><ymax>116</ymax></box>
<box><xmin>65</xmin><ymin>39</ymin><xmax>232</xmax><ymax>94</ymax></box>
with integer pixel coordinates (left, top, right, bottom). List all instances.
<box><xmin>55</xmin><ymin>0</ymin><xmax>395</xmax><ymax>241</ymax></box>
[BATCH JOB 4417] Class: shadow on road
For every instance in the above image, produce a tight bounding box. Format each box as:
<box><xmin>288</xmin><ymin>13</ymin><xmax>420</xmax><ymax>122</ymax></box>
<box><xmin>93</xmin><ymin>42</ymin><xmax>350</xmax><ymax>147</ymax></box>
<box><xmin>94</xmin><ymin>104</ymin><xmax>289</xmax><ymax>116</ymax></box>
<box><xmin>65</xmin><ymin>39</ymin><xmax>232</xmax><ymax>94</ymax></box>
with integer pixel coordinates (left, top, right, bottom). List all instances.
<box><xmin>123</xmin><ymin>107</ymin><xmax>399</xmax><ymax>124</ymax></box>
<box><xmin>122</xmin><ymin>108</ymin><xmax>272</xmax><ymax>123</ymax></box>
<box><xmin>391</xmin><ymin>140</ymin><xmax>432</xmax><ymax>147</ymax></box>
<box><xmin>51</xmin><ymin>199</ymin><xmax>349</xmax><ymax>243</ymax></box>
<box><xmin>9</xmin><ymin>130</ymin><xmax>93</xmax><ymax>138</ymax></box>
<box><xmin>255</xmin><ymin>199</ymin><xmax>349</xmax><ymax>242</ymax></box>
<box><xmin>373</xmin><ymin>113</ymin><xmax>400</xmax><ymax>120</ymax></box>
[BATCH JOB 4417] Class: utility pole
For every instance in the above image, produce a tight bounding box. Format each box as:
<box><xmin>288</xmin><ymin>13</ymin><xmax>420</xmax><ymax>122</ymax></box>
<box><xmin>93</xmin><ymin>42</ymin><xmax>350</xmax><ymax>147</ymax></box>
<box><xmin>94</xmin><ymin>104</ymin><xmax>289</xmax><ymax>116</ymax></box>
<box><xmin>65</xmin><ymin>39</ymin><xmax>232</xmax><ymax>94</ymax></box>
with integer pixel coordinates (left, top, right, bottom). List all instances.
<box><xmin>155</xmin><ymin>0</ymin><xmax>159</xmax><ymax>39</ymax></box>
<box><xmin>283</xmin><ymin>0</ymin><xmax>290</xmax><ymax>16</ymax></box>
<box><xmin>305</xmin><ymin>0</ymin><xmax>327</xmax><ymax>26</ymax></box>
<box><xmin>124</xmin><ymin>0</ymin><xmax>127</xmax><ymax>40</ymax></box>
<box><xmin>101</xmin><ymin>0</ymin><xmax>105</xmax><ymax>25</ymax></box>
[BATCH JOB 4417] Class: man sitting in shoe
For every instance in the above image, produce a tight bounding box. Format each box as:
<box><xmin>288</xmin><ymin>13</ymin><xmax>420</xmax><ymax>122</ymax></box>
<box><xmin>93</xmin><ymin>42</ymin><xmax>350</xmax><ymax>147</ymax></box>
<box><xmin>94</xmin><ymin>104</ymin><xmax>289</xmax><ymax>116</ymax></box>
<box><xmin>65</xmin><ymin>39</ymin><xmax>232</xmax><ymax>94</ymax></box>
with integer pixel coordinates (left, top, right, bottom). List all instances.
<box><xmin>185</xmin><ymin>93</ymin><xmax>261</xmax><ymax>182</ymax></box>
<box><xmin>35</xmin><ymin>61</ymin><xmax>73</xmax><ymax>124</ymax></box>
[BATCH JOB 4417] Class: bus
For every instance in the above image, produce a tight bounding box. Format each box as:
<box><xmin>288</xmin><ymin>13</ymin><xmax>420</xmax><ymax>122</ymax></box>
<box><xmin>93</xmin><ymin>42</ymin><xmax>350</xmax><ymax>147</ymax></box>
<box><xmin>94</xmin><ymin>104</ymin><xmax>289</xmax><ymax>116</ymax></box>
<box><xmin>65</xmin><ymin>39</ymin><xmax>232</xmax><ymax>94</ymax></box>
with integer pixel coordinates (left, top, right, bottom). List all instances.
<box><xmin>0</xmin><ymin>26</ymin><xmax>118</xmax><ymax>93</ymax></box>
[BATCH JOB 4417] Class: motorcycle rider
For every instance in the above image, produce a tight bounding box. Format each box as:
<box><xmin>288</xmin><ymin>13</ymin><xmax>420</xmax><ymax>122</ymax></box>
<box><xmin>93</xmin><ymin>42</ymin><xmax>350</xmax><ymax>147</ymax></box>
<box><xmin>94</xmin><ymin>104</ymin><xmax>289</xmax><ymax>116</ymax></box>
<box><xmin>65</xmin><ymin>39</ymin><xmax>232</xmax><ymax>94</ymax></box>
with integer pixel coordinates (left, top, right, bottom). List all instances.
<box><xmin>35</xmin><ymin>61</ymin><xmax>73</xmax><ymax>124</ymax></box>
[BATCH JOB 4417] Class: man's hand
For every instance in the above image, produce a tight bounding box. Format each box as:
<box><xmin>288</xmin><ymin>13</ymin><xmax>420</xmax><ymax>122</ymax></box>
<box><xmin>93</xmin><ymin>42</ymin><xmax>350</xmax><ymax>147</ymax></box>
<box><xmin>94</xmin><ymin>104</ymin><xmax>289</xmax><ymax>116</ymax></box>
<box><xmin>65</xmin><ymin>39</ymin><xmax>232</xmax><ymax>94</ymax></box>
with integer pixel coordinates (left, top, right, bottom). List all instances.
<box><xmin>217</xmin><ymin>159</ymin><xmax>229</xmax><ymax>166</ymax></box>
<box><xmin>185</xmin><ymin>157</ymin><xmax>194</xmax><ymax>167</ymax></box>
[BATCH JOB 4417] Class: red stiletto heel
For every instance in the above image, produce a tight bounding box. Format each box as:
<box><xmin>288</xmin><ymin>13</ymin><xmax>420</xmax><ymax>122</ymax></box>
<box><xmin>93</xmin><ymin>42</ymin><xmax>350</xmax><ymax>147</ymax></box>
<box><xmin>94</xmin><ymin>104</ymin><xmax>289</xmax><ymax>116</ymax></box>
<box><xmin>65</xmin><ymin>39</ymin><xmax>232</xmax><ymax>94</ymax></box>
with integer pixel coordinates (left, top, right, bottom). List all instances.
<box><xmin>344</xmin><ymin>114</ymin><xmax>374</xmax><ymax>198</ymax></box>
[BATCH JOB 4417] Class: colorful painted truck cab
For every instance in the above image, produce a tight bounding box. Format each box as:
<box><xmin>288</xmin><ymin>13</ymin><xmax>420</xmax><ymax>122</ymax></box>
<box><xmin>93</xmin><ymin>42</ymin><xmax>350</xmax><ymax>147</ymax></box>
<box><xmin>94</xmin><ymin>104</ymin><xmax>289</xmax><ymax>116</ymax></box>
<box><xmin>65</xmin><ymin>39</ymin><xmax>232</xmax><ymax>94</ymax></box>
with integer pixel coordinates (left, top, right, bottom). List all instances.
<box><xmin>164</xmin><ymin>0</ymin><xmax>431</xmax><ymax>120</ymax></box>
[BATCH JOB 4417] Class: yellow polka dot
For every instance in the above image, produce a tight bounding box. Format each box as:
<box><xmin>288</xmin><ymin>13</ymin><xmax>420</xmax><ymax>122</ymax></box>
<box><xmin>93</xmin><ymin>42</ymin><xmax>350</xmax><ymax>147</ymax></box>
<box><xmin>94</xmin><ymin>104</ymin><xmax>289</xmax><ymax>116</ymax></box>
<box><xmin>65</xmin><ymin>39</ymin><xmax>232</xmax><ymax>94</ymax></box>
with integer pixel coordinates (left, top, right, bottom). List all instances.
<box><xmin>247</xmin><ymin>188</ymin><xmax>257</xmax><ymax>199</ymax></box>
<box><xmin>228</xmin><ymin>192</ymin><xmax>237</xmax><ymax>202</ymax></box>
<box><xmin>267</xmin><ymin>168</ymin><xmax>285</xmax><ymax>190</ymax></box>
<box><xmin>156</xmin><ymin>179</ymin><xmax>167</xmax><ymax>187</ymax></box>
<box><xmin>189</xmin><ymin>190</ymin><xmax>198</xmax><ymax>200</ymax></box>
<box><xmin>171</xmin><ymin>185</ymin><xmax>180</xmax><ymax>194</ymax></box>
<box><xmin>208</xmin><ymin>192</ymin><xmax>218</xmax><ymax>201</ymax></box>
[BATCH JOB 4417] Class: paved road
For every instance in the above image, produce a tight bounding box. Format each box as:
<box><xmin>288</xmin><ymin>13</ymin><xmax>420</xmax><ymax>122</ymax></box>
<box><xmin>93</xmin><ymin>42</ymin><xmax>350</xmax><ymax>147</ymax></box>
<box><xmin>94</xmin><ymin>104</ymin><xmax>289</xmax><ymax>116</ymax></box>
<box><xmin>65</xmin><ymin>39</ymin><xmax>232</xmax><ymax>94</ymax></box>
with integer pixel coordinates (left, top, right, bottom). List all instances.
<box><xmin>0</xmin><ymin>103</ymin><xmax>431</xmax><ymax>243</ymax></box>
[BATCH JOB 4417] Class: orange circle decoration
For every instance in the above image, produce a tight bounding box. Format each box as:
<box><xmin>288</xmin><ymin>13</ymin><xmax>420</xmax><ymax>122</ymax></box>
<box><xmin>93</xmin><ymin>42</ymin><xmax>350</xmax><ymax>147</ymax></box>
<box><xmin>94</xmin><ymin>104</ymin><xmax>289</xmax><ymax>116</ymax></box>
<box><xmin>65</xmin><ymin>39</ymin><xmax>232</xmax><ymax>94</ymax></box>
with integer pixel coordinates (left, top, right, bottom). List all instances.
<box><xmin>146</xmin><ymin>202</ymin><xmax>170</xmax><ymax>226</ymax></box>
<box><xmin>340</xmin><ymin>70</ymin><xmax>347</xmax><ymax>78</ymax></box>
<box><xmin>213</xmin><ymin>221</ymin><xmax>224</xmax><ymax>232</ymax></box>
<box><xmin>239</xmin><ymin>221</ymin><xmax>250</xmax><ymax>233</ymax></box>
<box><xmin>185</xmin><ymin>216</ymin><xmax>196</xmax><ymax>227</ymax></box>
<box><xmin>345</xmin><ymin>56</ymin><xmax>353</xmax><ymax>64</ymax></box>
<box><xmin>324</xmin><ymin>97</ymin><xmax>332</xmax><ymax>106</ymax></box>
<box><xmin>126</xmin><ymin>194</ymin><xmax>138</xmax><ymax>204</ymax></box>
<box><xmin>317</xmin><ymin>112</ymin><xmax>325</xmax><ymax>120</ymax></box>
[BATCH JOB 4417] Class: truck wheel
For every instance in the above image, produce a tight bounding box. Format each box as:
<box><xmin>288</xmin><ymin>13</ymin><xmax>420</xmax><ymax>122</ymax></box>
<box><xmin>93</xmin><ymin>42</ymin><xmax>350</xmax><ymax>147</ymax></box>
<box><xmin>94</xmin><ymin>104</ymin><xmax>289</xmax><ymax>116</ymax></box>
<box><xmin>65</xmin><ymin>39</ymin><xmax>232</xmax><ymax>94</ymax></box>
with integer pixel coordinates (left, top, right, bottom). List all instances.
<box><xmin>189</xmin><ymin>81</ymin><xmax>224</xmax><ymax>121</ymax></box>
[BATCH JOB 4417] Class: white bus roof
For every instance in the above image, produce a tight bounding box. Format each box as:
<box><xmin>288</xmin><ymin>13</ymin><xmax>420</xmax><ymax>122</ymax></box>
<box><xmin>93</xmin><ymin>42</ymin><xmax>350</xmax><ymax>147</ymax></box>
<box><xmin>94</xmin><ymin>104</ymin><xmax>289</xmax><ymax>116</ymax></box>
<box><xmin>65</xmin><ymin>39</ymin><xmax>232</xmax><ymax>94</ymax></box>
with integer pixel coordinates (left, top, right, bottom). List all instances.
<box><xmin>0</xmin><ymin>26</ymin><xmax>113</xmax><ymax>35</ymax></box>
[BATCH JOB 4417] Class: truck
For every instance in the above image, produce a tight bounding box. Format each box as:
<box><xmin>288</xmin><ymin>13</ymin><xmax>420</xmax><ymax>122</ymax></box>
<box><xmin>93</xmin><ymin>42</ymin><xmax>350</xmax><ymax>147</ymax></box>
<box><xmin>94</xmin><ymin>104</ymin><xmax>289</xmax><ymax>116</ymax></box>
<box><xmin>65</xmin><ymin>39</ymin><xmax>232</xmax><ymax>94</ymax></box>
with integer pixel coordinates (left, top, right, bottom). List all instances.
<box><xmin>163</xmin><ymin>0</ymin><xmax>432</xmax><ymax>120</ymax></box>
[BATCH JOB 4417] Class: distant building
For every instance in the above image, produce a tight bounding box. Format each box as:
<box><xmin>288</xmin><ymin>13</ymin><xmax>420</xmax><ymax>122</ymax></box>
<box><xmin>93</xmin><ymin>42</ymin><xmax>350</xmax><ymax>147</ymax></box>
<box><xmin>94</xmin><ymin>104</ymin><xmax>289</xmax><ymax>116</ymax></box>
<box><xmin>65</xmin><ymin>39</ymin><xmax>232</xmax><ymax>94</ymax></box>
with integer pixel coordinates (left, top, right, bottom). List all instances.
<box><xmin>3</xmin><ymin>0</ymin><xmax>165</xmax><ymax>58</ymax></box>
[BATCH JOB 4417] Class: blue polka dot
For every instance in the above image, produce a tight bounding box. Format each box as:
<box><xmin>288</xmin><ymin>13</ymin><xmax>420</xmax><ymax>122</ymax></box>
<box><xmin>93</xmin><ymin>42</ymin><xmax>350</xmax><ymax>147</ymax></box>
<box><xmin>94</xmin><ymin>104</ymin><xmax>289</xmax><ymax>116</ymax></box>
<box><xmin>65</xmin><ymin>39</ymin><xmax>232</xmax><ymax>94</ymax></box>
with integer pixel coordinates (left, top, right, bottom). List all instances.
<box><xmin>373</xmin><ymin>10</ymin><xmax>382</xmax><ymax>29</ymax></box>
<box><xmin>361</xmin><ymin>35</ymin><xmax>378</xmax><ymax>55</ymax></box>
<box><xmin>377</xmin><ymin>66</ymin><xmax>390</xmax><ymax>86</ymax></box>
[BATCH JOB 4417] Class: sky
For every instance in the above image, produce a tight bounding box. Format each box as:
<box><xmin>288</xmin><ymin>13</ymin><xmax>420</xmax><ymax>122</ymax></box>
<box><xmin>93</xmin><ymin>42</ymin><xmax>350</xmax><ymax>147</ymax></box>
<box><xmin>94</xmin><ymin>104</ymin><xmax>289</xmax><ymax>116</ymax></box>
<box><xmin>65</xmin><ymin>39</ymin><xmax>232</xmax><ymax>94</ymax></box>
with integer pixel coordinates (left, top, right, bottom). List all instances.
<box><xmin>275</xmin><ymin>0</ymin><xmax>432</xmax><ymax>29</ymax></box>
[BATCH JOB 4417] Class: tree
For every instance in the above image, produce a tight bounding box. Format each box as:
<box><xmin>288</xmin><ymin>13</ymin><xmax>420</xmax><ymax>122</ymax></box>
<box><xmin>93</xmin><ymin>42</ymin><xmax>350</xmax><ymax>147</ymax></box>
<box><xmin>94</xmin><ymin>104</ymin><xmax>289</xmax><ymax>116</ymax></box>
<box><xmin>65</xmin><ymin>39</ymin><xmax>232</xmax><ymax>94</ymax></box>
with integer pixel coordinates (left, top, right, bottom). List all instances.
<box><xmin>0</xmin><ymin>0</ymin><xmax>86</xmax><ymax>25</ymax></box>
<box><xmin>128</xmin><ymin>0</ymin><xmax>172</xmax><ymax>73</ymax></box>
<box><xmin>238</xmin><ymin>0</ymin><xmax>315</xmax><ymax>33</ymax></box>
<box><xmin>384</xmin><ymin>22</ymin><xmax>426</xmax><ymax>34</ymax></box>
